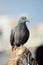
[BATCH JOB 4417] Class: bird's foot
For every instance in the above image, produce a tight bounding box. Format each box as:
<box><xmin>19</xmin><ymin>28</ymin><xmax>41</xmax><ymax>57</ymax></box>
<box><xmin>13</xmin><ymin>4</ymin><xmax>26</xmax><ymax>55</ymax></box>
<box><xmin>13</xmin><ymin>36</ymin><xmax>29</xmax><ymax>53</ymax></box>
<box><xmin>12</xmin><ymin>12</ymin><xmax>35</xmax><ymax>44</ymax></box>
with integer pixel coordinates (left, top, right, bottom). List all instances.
<box><xmin>12</xmin><ymin>45</ymin><xmax>17</xmax><ymax>50</ymax></box>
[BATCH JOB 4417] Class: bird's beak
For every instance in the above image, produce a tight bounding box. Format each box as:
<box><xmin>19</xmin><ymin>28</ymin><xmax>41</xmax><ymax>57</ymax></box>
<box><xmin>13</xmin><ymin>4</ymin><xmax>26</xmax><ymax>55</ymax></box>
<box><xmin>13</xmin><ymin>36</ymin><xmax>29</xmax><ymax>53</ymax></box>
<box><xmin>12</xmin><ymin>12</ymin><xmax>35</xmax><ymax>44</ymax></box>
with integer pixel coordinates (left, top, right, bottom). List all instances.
<box><xmin>26</xmin><ymin>19</ymin><xmax>30</xmax><ymax>22</ymax></box>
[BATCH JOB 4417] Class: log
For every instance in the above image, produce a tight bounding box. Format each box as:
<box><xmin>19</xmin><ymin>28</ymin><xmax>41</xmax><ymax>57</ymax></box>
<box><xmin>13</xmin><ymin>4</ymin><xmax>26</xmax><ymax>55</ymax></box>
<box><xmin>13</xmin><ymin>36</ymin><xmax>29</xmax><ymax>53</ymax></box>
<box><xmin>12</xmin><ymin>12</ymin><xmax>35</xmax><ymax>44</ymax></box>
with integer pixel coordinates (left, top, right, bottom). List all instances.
<box><xmin>5</xmin><ymin>46</ymin><xmax>38</xmax><ymax>65</ymax></box>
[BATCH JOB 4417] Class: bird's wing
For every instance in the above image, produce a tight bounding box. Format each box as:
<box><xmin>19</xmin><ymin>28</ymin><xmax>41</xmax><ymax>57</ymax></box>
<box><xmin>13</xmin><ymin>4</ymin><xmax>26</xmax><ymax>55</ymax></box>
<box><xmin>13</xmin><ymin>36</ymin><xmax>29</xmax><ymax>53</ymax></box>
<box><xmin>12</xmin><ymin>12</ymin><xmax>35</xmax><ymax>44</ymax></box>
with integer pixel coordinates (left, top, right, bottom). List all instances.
<box><xmin>10</xmin><ymin>29</ymin><xmax>15</xmax><ymax>46</ymax></box>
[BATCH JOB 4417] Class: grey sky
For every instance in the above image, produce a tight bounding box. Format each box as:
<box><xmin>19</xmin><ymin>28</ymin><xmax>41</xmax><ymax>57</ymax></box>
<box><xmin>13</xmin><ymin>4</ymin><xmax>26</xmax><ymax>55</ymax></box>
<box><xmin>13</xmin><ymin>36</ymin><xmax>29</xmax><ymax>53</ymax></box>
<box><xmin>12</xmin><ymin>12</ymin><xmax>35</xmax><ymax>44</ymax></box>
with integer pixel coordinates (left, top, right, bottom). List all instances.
<box><xmin>0</xmin><ymin>0</ymin><xmax>43</xmax><ymax>26</ymax></box>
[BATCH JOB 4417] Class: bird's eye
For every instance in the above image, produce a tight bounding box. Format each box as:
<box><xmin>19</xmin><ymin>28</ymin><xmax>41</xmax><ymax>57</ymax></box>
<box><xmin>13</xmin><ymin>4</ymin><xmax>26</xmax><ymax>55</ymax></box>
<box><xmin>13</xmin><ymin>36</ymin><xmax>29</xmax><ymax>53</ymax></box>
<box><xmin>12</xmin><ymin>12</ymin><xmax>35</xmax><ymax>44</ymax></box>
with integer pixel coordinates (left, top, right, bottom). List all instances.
<box><xmin>24</xmin><ymin>17</ymin><xmax>26</xmax><ymax>19</ymax></box>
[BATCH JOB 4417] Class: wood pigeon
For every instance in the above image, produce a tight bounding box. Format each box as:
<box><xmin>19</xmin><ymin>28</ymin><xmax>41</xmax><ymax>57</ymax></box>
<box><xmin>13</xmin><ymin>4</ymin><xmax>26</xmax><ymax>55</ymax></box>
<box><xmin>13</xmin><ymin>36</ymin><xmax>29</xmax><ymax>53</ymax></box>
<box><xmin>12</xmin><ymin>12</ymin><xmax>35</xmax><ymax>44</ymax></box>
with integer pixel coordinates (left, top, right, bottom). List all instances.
<box><xmin>10</xmin><ymin>16</ymin><xmax>30</xmax><ymax>49</ymax></box>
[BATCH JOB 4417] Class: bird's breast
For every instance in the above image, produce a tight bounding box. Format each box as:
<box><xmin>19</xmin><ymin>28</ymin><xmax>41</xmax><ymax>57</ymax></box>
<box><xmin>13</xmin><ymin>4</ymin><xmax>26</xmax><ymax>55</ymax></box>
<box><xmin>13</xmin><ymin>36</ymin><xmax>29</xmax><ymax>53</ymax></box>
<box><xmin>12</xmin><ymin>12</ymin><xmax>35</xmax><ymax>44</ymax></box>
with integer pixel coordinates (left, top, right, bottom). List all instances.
<box><xmin>14</xmin><ymin>29</ymin><xmax>26</xmax><ymax>41</ymax></box>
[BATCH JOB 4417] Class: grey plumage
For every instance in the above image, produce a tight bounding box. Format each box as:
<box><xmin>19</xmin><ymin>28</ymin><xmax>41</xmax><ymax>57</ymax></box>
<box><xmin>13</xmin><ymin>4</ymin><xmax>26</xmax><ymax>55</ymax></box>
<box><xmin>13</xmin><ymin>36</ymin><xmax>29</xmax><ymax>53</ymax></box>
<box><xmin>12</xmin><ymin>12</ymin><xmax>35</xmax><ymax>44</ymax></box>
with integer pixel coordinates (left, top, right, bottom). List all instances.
<box><xmin>10</xmin><ymin>16</ymin><xmax>30</xmax><ymax>47</ymax></box>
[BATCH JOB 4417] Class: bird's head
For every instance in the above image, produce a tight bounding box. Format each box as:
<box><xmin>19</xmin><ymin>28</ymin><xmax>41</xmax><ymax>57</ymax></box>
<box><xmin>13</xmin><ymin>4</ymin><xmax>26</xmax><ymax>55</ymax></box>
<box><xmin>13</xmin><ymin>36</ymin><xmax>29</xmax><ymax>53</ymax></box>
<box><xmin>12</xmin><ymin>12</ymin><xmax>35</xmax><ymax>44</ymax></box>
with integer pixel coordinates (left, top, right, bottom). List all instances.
<box><xmin>18</xmin><ymin>16</ymin><xmax>29</xmax><ymax>24</ymax></box>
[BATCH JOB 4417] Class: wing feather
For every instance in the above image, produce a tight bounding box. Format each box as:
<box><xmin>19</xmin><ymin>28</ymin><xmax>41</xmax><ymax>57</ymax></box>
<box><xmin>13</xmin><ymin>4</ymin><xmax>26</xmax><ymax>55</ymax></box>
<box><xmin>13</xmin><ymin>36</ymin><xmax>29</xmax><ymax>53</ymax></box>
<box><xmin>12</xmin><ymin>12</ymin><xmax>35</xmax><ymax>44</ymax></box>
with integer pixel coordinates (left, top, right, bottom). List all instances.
<box><xmin>10</xmin><ymin>29</ymin><xmax>15</xmax><ymax>46</ymax></box>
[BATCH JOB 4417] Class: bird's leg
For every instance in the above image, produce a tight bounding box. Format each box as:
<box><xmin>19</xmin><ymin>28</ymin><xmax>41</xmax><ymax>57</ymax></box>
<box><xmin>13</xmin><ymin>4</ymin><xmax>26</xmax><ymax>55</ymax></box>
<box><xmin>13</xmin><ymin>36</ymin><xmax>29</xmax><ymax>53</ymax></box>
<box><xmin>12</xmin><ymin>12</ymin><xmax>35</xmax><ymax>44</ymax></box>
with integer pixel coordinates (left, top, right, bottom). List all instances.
<box><xmin>12</xmin><ymin>44</ymin><xmax>17</xmax><ymax>50</ymax></box>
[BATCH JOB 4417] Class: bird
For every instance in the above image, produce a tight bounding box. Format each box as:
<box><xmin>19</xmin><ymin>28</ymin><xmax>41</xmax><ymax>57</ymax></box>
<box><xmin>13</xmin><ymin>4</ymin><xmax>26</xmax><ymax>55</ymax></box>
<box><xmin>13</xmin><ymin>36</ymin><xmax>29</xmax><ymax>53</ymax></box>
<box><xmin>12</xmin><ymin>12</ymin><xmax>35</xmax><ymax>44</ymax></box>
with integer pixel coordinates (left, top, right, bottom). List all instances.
<box><xmin>10</xmin><ymin>16</ymin><xmax>30</xmax><ymax>49</ymax></box>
